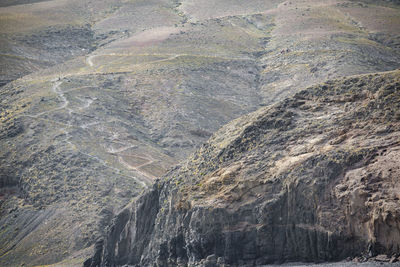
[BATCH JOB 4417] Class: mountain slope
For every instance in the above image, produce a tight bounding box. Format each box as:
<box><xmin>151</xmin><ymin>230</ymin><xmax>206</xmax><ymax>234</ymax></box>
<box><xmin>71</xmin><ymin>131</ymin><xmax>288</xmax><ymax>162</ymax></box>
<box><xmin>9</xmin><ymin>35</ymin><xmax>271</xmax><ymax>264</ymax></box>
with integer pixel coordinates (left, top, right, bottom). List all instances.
<box><xmin>91</xmin><ymin>70</ymin><xmax>400</xmax><ymax>266</ymax></box>
<box><xmin>0</xmin><ymin>0</ymin><xmax>125</xmax><ymax>86</ymax></box>
<box><xmin>1</xmin><ymin>0</ymin><xmax>400</xmax><ymax>266</ymax></box>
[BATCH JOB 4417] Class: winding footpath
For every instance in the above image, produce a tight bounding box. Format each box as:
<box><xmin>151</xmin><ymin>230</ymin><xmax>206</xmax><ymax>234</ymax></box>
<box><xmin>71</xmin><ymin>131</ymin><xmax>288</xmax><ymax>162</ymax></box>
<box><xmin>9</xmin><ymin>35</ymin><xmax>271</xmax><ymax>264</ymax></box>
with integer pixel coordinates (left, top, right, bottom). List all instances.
<box><xmin>24</xmin><ymin>77</ymin><xmax>154</xmax><ymax>188</ymax></box>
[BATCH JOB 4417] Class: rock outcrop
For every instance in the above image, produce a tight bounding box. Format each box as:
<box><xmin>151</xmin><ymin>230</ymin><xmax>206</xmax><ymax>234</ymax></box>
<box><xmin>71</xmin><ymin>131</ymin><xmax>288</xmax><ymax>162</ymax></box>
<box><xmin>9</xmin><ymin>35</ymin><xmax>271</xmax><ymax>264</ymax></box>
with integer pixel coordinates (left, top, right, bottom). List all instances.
<box><xmin>89</xmin><ymin>70</ymin><xmax>400</xmax><ymax>266</ymax></box>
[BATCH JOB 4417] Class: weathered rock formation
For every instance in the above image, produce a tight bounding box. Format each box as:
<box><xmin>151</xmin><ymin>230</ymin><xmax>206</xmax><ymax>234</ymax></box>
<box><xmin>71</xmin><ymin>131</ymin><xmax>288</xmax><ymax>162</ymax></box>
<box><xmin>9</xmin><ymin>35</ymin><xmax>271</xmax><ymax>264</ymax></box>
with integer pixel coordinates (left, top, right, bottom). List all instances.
<box><xmin>89</xmin><ymin>70</ymin><xmax>400</xmax><ymax>266</ymax></box>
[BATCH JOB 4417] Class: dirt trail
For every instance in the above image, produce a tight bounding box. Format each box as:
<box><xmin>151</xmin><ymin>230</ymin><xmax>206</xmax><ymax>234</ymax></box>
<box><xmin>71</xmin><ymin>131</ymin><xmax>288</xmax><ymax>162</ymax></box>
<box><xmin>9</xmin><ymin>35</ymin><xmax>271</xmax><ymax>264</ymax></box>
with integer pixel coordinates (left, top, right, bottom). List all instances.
<box><xmin>106</xmin><ymin>137</ymin><xmax>156</xmax><ymax>183</ymax></box>
<box><xmin>118</xmin><ymin>156</ymin><xmax>155</xmax><ymax>184</ymax></box>
<box><xmin>25</xmin><ymin>77</ymin><xmax>154</xmax><ymax>187</ymax></box>
<box><xmin>85</xmin><ymin>53</ymin><xmax>181</xmax><ymax>68</ymax></box>
<box><xmin>86</xmin><ymin>55</ymin><xmax>95</xmax><ymax>67</ymax></box>
<box><xmin>85</xmin><ymin>26</ymin><xmax>179</xmax><ymax>68</ymax></box>
<box><xmin>84</xmin><ymin>52</ymin><xmax>253</xmax><ymax>68</ymax></box>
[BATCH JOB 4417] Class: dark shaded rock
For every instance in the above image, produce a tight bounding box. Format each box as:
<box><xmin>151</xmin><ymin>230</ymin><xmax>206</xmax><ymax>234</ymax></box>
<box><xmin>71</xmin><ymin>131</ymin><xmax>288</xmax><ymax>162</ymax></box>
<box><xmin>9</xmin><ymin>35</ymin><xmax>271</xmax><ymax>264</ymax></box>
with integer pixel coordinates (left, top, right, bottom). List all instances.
<box><xmin>84</xmin><ymin>240</ymin><xmax>104</xmax><ymax>267</ymax></box>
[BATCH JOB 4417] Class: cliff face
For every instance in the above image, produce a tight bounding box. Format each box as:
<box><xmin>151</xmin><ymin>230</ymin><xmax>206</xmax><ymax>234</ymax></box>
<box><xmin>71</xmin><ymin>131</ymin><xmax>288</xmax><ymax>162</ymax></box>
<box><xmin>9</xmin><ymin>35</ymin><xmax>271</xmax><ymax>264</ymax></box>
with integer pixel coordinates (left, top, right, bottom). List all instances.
<box><xmin>90</xmin><ymin>70</ymin><xmax>400</xmax><ymax>266</ymax></box>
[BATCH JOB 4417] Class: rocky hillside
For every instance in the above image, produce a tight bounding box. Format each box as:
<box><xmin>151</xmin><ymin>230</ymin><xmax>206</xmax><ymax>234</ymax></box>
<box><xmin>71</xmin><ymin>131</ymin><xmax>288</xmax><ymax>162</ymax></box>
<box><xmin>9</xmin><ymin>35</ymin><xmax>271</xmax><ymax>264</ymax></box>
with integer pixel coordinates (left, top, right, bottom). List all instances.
<box><xmin>0</xmin><ymin>0</ymin><xmax>119</xmax><ymax>86</ymax></box>
<box><xmin>89</xmin><ymin>70</ymin><xmax>400</xmax><ymax>266</ymax></box>
<box><xmin>1</xmin><ymin>0</ymin><xmax>400</xmax><ymax>266</ymax></box>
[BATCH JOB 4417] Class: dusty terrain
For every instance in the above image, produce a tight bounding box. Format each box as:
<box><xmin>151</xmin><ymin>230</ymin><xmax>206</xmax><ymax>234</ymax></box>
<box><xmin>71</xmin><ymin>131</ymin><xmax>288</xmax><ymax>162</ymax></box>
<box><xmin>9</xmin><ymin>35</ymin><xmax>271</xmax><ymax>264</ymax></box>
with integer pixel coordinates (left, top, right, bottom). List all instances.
<box><xmin>0</xmin><ymin>0</ymin><xmax>400</xmax><ymax>266</ymax></box>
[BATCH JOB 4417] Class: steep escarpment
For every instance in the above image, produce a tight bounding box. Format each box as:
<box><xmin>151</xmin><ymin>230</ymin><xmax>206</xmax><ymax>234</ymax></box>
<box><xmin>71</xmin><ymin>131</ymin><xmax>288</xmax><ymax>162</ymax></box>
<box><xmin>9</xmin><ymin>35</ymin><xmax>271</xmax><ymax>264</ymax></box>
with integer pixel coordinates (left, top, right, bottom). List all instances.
<box><xmin>90</xmin><ymin>70</ymin><xmax>400</xmax><ymax>266</ymax></box>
